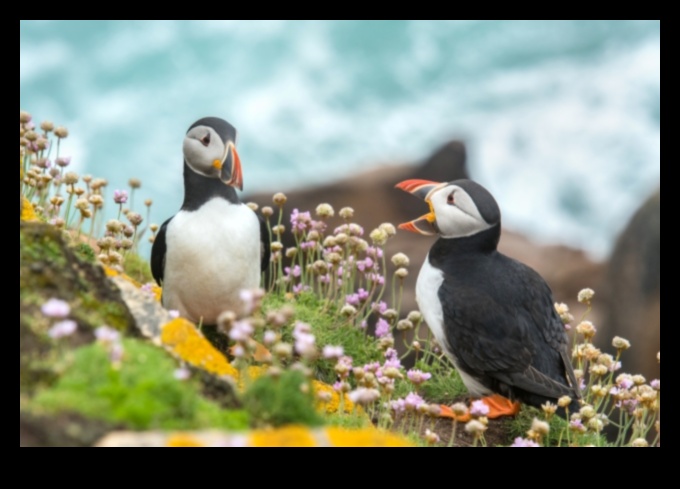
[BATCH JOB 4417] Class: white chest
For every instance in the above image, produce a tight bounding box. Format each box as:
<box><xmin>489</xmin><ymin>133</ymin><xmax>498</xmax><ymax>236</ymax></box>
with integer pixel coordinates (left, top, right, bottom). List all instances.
<box><xmin>163</xmin><ymin>198</ymin><xmax>261</xmax><ymax>323</ymax></box>
<box><xmin>415</xmin><ymin>255</ymin><xmax>491</xmax><ymax>397</ymax></box>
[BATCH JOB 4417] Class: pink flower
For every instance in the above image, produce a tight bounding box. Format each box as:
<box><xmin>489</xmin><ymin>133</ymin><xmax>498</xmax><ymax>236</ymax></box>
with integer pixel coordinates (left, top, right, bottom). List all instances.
<box><xmin>366</xmin><ymin>246</ymin><xmax>383</xmax><ymax>259</ymax></box>
<box><xmin>48</xmin><ymin>320</ymin><xmax>77</xmax><ymax>339</ymax></box>
<box><xmin>470</xmin><ymin>399</ymin><xmax>490</xmax><ymax>417</ymax></box>
<box><xmin>383</xmin><ymin>348</ymin><xmax>401</xmax><ymax>369</ymax></box>
<box><xmin>41</xmin><ymin>298</ymin><xmax>70</xmax><ymax>318</ymax></box>
<box><xmin>284</xmin><ymin>265</ymin><xmax>301</xmax><ymax>278</ymax></box>
<box><xmin>510</xmin><ymin>437</ymin><xmax>539</xmax><ymax>447</ymax></box>
<box><xmin>168</xmin><ymin>309</ymin><xmax>180</xmax><ymax>319</ymax></box>
<box><xmin>375</xmin><ymin>318</ymin><xmax>390</xmax><ymax>338</ymax></box>
<box><xmin>371</xmin><ymin>301</ymin><xmax>388</xmax><ymax>314</ymax></box>
<box><xmin>322</xmin><ymin>345</ymin><xmax>344</xmax><ymax>359</ymax></box>
<box><xmin>113</xmin><ymin>189</ymin><xmax>128</xmax><ymax>204</ymax></box>
<box><xmin>95</xmin><ymin>325</ymin><xmax>120</xmax><ymax>343</ymax></box>
<box><xmin>407</xmin><ymin>369</ymin><xmax>432</xmax><ymax>385</ymax></box>
<box><xmin>229</xmin><ymin>321</ymin><xmax>254</xmax><ymax>342</ymax></box>
<box><xmin>348</xmin><ymin>388</ymin><xmax>381</xmax><ymax>405</ymax></box>
<box><xmin>390</xmin><ymin>398</ymin><xmax>406</xmax><ymax>413</ymax></box>
<box><xmin>404</xmin><ymin>392</ymin><xmax>425</xmax><ymax>410</ymax></box>
<box><xmin>174</xmin><ymin>367</ymin><xmax>191</xmax><ymax>380</ymax></box>
<box><xmin>263</xmin><ymin>330</ymin><xmax>277</xmax><ymax>345</ymax></box>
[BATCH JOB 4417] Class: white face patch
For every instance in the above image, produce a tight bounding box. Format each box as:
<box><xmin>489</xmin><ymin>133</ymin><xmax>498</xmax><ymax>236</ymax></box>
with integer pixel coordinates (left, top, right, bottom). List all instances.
<box><xmin>183</xmin><ymin>125</ymin><xmax>227</xmax><ymax>178</ymax></box>
<box><xmin>416</xmin><ymin>256</ymin><xmax>492</xmax><ymax>397</ymax></box>
<box><xmin>429</xmin><ymin>185</ymin><xmax>493</xmax><ymax>239</ymax></box>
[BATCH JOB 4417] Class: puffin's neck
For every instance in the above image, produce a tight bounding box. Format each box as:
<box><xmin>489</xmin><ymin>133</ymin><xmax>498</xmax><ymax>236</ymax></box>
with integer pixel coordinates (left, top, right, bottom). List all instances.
<box><xmin>429</xmin><ymin>224</ymin><xmax>500</xmax><ymax>267</ymax></box>
<box><xmin>181</xmin><ymin>162</ymin><xmax>240</xmax><ymax>211</ymax></box>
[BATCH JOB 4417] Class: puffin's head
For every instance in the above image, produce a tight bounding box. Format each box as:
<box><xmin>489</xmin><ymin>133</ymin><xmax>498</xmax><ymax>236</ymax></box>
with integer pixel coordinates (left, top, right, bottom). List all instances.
<box><xmin>395</xmin><ymin>179</ymin><xmax>500</xmax><ymax>238</ymax></box>
<box><xmin>183</xmin><ymin>117</ymin><xmax>243</xmax><ymax>190</ymax></box>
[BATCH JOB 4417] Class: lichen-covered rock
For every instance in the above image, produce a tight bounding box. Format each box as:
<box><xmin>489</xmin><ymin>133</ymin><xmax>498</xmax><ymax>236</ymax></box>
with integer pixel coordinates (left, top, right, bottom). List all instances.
<box><xmin>20</xmin><ymin>222</ymin><xmax>135</xmax><ymax>393</ymax></box>
<box><xmin>95</xmin><ymin>426</ymin><xmax>413</xmax><ymax>447</ymax></box>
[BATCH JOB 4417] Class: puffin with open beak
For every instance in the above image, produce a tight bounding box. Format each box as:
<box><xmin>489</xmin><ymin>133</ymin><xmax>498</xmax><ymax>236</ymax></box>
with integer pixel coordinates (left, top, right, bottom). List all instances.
<box><xmin>151</xmin><ymin>117</ymin><xmax>270</xmax><ymax>324</ymax></box>
<box><xmin>396</xmin><ymin>178</ymin><xmax>580</xmax><ymax>418</ymax></box>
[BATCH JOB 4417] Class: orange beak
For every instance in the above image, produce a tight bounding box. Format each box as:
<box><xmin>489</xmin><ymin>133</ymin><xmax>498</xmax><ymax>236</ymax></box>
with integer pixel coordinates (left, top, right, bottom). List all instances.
<box><xmin>395</xmin><ymin>179</ymin><xmax>443</xmax><ymax>236</ymax></box>
<box><xmin>220</xmin><ymin>142</ymin><xmax>243</xmax><ymax>191</ymax></box>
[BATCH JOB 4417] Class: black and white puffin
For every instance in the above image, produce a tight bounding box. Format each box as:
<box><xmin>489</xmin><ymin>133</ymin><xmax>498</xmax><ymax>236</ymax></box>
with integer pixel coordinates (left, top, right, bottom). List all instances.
<box><xmin>151</xmin><ymin>117</ymin><xmax>270</xmax><ymax>324</ymax></box>
<box><xmin>396</xmin><ymin>178</ymin><xmax>580</xmax><ymax>417</ymax></box>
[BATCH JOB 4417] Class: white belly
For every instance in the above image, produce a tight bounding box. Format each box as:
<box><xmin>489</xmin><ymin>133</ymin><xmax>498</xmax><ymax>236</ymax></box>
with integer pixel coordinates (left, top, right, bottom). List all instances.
<box><xmin>163</xmin><ymin>198</ymin><xmax>261</xmax><ymax>324</ymax></box>
<box><xmin>416</xmin><ymin>255</ymin><xmax>492</xmax><ymax>397</ymax></box>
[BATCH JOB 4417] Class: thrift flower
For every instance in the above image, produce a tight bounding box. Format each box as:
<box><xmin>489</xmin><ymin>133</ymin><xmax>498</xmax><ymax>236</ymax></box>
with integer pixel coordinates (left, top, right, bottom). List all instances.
<box><xmin>48</xmin><ymin>320</ymin><xmax>77</xmax><ymax>339</ymax></box>
<box><xmin>113</xmin><ymin>189</ymin><xmax>128</xmax><ymax>204</ymax></box>
<box><xmin>470</xmin><ymin>399</ymin><xmax>490</xmax><ymax>417</ymax></box>
<box><xmin>95</xmin><ymin>326</ymin><xmax>120</xmax><ymax>343</ymax></box>
<box><xmin>174</xmin><ymin>367</ymin><xmax>191</xmax><ymax>381</ymax></box>
<box><xmin>510</xmin><ymin>437</ymin><xmax>539</xmax><ymax>447</ymax></box>
<box><xmin>322</xmin><ymin>345</ymin><xmax>344</xmax><ymax>359</ymax></box>
<box><xmin>41</xmin><ymin>298</ymin><xmax>70</xmax><ymax>318</ymax></box>
<box><xmin>407</xmin><ymin>369</ymin><xmax>432</xmax><ymax>385</ymax></box>
<box><xmin>375</xmin><ymin>318</ymin><xmax>390</xmax><ymax>338</ymax></box>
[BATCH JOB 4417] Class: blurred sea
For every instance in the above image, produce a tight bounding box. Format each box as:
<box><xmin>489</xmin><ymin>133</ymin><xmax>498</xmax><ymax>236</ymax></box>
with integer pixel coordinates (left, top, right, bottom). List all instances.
<box><xmin>20</xmin><ymin>20</ymin><xmax>660</xmax><ymax>259</ymax></box>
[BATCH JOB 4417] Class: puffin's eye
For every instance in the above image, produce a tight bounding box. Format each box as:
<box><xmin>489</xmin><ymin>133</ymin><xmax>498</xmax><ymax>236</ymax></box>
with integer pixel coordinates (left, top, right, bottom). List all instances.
<box><xmin>200</xmin><ymin>132</ymin><xmax>211</xmax><ymax>147</ymax></box>
<box><xmin>447</xmin><ymin>193</ymin><xmax>455</xmax><ymax>205</ymax></box>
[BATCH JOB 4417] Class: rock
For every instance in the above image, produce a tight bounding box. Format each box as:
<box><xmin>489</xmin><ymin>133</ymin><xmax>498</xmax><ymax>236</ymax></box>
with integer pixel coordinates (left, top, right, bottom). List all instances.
<box><xmin>600</xmin><ymin>189</ymin><xmax>660</xmax><ymax>380</ymax></box>
<box><xmin>20</xmin><ymin>222</ymin><xmax>136</xmax><ymax>394</ymax></box>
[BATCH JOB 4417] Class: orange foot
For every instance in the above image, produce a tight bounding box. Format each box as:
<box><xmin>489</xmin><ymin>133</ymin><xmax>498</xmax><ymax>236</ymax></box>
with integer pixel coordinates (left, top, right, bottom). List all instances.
<box><xmin>439</xmin><ymin>394</ymin><xmax>521</xmax><ymax>421</ymax></box>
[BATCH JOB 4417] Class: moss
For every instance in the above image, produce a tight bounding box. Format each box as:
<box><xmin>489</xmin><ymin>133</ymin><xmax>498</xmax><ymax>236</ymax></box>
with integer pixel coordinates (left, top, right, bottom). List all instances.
<box><xmin>123</xmin><ymin>252</ymin><xmax>154</xmax><ymax>284</ymax></box>
<box><xmin>242</xmin><ymin>370</ymin><xmax>324</xmax><ymax>428</ymax></box>
<box><xmin>74</xmin><ymin>243</ymin><xmax>96</xmax><ymax>263</ymax></box>
<box><xmin>32</xmin><ymin>339</ymin><xmax>249</xmax><ymax>431</ymax></box>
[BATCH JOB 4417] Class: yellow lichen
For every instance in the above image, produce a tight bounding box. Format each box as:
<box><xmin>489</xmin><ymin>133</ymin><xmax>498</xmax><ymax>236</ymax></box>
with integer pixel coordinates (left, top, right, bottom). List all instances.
<box><xmin>249</xmin><ymin>425</ymin><xmax>317</xmax><ymax>447</ymax></box>
<box><xmin>104</xmin><ymin>266</ymin><xmax>162</xmax><ymax>301</ymax></box>
<box><xmin>161</xmin><ymin>318</ymin><xmax>238</xmax><ymax>378</ymax></box>
<box><xmin>325</xmin><ymin>427</ymin><xmax>413</xmax><ymax>447</ymax></box>
<box><xmin>167</xmin><ymin>433</ymin><xmax>205</xmax><ymax>447</ymax></box>
<box><xmin>313</xmin><ymin>380</ymin><xmax>356</xmax><ymax>414</ymax></box>
<box><xmin>20</xmin><ymin>196</ymin><xmax>38</xmax><ymax>222</ymax></box>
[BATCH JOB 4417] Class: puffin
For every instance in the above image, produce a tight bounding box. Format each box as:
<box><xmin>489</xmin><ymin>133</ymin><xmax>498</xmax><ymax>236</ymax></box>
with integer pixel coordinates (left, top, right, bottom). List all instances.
<box><xmin>151</xmin><ymin>117</ymin><xmax>270</xmax><ymax>324</ymax></box>
<box><xmin>396</xmin><ymin>178</ymin><xmax>580</xmax><ymax>418</ymax></box>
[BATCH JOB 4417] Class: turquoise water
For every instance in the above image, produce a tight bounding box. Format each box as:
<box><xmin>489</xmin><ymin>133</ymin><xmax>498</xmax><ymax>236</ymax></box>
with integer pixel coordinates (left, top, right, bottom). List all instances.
<box><xmin>20</xmin><ymin>20</ymin><xmax>660</xmax><ymax>258</ymax></box>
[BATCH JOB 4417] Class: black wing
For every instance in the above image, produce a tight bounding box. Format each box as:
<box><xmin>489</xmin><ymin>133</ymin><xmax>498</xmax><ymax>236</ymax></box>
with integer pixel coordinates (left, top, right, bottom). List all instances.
<box><xmin>259</xmin><ymin>212</ymin><xmax>271</xmax><ymax>272</ymax></box>
<box><xmin>151</xmin><ymin>217</ymin><xmax>173</xmax><ymax>286</ymax></box>
<box><xmin>440</xmin><ymin>254</ymin><xmax>578</xmax><ymax>401</ymax></box>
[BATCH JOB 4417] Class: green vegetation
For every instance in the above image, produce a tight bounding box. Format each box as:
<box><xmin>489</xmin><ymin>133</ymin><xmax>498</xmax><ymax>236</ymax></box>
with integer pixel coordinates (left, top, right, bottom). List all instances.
<box><xmin>33</xmin><ymin>339</ymin><xmax>249</xmax><ymax>431</ymax></box>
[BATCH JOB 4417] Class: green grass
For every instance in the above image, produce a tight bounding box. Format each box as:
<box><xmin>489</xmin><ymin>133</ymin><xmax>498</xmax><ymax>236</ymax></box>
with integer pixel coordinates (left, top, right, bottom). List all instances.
<box><xmin>33</xmin><ymin>339</ymin><xmax>248</xmax><ymax>431</ymax></box>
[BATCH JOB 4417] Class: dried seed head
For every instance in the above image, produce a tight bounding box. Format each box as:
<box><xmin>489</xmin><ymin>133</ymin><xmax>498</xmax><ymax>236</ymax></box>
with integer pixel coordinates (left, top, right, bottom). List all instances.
<box><xmin>128</xmin><ymin>178</ymin><xmax>141</xmax><ymax>189</ymax></box>
<box><xmin>63</xmin><ymin>172</ymin><xmax>79</xmax><ymax>185</ymax></box>
<box><xmin>150</xmin><ymin>224</ymin><xmax>159</xmax><ymax>233</ymax></box>
<box><xmin>369</xmin><ymin>228</ymin><xmax>388</xmax><ymax>246</ymax></box>
<box><xmin>395</xmin><ymin>268</ymin><xmax>408</xmax><ymax>279</ymax></box>
<box><xmin>20</xmin><ymin>111</ymin><xmax>32</xmax><ymax>123</ymax></box>
<box><xmin>106</xmin><ymin>219</ymin><xmax>123</xmax><ymax>233</ymax></box>
<box><xmin>285</xmin><ymin>247</ymin><xmax>298</xmax><ymax>259</ymax></box>
<box><xmin>631</xmin><ymin>438</ymin><xmax>649</xmax><ymax>447</ymax></box>
<box><xmin>272</xmin><ymin>192</ymin><xmax>287</xmax><ymax>206</ymax></box>
<box><xmin>88</xmin><ymin>194</ymin><xmax>104</xmax><ymax>207</ymax></box>
<box><xmin>246</xmin><ymin>202</ymin><xmax>258</xmax><ymax>211</ymax></box>
<box><xmin>577</xmin><ymin>287</ymin><xmax>595</xmax><ymax>304</ymax></box>
<box><xmin>40</xmin><ymin>120</ymin><xmax>54</xmax><ymax>132</ymax></box>
<box><xmin>396</xmin><ymin>319</ymin><xmax>413</xmax><ymax>331</ymax></box>
<box><xmin>261</xmin><ymin>206</ymin><xmax>274</xmax><ymax>218</ymax></box>
<box><xmin>407</xmin><ymin>311</ymin><xmax>422</xmax><ymax>323</ymax></box>
<box><xmin>315</xmin><ymin>203</ymin><xmax>334</xmax><ymax>218</ymax></box>
<box><xmin>558</xmin><ymin>396</ymin><xmax>572</xmax><ymax>408</ymax></box>
<box><xmin>270</xmin><ymin>241</ymin><xmax>283</xmax><ymax>253</ymax></box>
<box><xmin>54</xmin><ymin>126</ymin><xmax>69</xmax><ymax>138</ymax></box>
<box><xmin>379</xmin><ymin>223</ymin><xmax>396</xmax><ymax>236</ymax></box>
<box><xmin>272</xmin><ymin>224</ymin><xmax>285</xmax><ymax>235</ymax></box>
<box><xmin>340</xmin><ymin>305</ymin><xmax>357</xmax><ymax>317</ymax></box>
<box><xmin>531</xmin><ymin>418</ymin><xmax>550</xmax><ymax>436</ymax></box>
<box><xmin>391</xmin><ymin>252</ymin><xmax>410</xmax><ymax>267</ymax></box>
<box><xmin>465</xmin><ymin>420</ymin><xmax>487</xmax><ymax>437</ymax></box>
<box><xmin>127</xmin><ymin>212</ymin><xmax>143</xmax><ymax>226</ymax></box>
<box><xmin>612</xmin><ymin>336</ymin><xmax>631</xmax><ymax>351</ymax></box>
<box><xmin>339</xmin><ymin>207</ymin><xmax>354</xmax><ymax>220</ymax></box>
<box><xmin>576</xmin><ymin>320</ymin><xmax>596</xmax><ymax>339</ymax></box>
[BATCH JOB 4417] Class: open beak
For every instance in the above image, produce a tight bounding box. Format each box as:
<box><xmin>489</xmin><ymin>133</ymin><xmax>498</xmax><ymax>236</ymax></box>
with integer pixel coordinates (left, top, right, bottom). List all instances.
<box><xmin>395</xmin><ymin>179</ymin><xmax>443</xmax><ymax>236</ymax></box>
<box><xmin>217</xmin><ymin>142</ymin><xmax>243</xmax><ymax>190</ymax></box>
